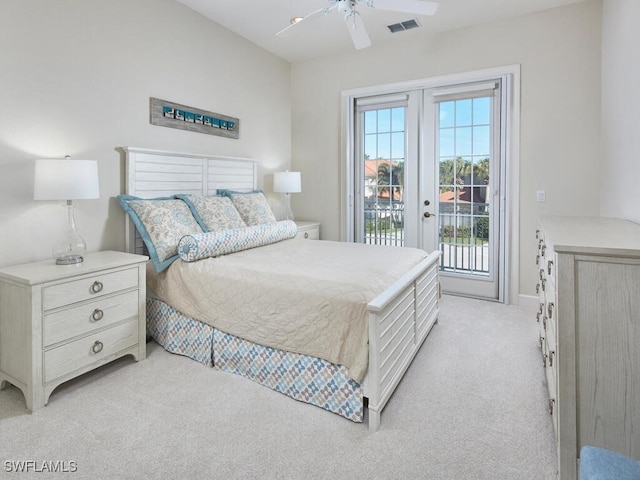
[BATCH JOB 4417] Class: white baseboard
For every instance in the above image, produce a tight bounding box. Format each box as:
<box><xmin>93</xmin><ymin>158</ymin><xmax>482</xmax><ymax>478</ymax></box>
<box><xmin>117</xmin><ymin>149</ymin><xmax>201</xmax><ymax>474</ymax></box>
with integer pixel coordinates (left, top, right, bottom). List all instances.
<box><xmin>518</xmin><ymin>294</ymin><xmax>538</xmax><ymax>310</ymax></box>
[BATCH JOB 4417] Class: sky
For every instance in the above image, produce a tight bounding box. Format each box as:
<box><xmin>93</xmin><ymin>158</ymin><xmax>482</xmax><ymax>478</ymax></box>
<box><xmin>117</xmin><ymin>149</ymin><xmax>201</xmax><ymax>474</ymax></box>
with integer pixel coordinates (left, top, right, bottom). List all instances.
<box><xmin>362</xmin><ymin>97</ymin><xmax>492</xmax><ymax>166</ymax></box>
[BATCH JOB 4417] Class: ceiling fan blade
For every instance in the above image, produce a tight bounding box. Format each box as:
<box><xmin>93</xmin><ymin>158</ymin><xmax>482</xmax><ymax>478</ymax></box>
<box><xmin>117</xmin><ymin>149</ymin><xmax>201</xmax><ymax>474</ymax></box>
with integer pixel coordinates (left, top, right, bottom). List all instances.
<box><xmin>276</xmin><ymin>6</ymin><xmax>332</xmax><ymax>36</ymax></box>
<box><xmin>344</xmin><ymin>12</ymin><xmax>371</xmax><ymax>50</ymax></box>
<box><xmin>369</xmin><ymin>0</ymin><xmax>439</xmax><ymax>16</ymax></box>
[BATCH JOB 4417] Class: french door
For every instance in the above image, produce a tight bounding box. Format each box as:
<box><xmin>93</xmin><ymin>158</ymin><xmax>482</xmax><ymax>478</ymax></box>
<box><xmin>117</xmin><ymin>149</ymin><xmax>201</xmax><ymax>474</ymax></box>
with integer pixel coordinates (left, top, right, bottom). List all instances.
<box><xmin>352</xmin><ymin>80</ymin><xmax>506</xmax><ymax>301</ymax></box>
<box><xmin>424</xmin><ymin>82</ymin><xmax>503</xmax><ymax>299</ymax></box>
<box><xmin>354</xmin><ymin>94</ymin><xmax>417</xmax><ymax>248</ymax></box>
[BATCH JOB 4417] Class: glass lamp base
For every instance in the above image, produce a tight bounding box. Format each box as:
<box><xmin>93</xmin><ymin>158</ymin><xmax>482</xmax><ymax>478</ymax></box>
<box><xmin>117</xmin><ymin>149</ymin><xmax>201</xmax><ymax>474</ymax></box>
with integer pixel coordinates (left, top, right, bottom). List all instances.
<box><xmin>283</xmin><ymin>193</ymin><xmax>295</xmax><ymax>221</ymax></box>
<box><xmin>55</xmin><ymin>254</ymin><xmax>84</xmax><ymax>265</ymax></box>
<box><xmin>54</xmin><ymin>201</ymin><xmax>87</xmax><ymax>265</ymax></box>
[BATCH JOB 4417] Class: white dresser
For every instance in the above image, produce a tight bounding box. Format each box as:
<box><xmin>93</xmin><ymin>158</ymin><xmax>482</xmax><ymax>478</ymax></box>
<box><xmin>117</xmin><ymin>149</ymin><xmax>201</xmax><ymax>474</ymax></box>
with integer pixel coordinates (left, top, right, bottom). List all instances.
<box><xmin>536</xmin><ymin>216</ymin><xmax>640</xmax><ymax>480</ymax></box>
<box><xmin>0</xmin><ymin>251</ymin><xmax>148</xmax><ymax>411</ymax></box>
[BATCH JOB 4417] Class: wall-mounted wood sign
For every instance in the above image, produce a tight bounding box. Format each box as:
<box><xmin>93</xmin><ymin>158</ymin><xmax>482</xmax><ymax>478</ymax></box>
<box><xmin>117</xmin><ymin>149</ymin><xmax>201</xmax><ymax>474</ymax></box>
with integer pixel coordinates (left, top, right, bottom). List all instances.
<box><xmin>150</xmin><ymin>97</ymin><xmax>239</xmax><ymax>139</ymax></box>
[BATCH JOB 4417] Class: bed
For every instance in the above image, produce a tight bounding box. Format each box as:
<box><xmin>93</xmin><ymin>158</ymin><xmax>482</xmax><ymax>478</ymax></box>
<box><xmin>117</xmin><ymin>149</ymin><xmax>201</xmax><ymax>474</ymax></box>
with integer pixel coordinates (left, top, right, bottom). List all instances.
<box><xmin>121</xmin><ymin>147</ymin><xmax>440</xmax><ymax>431</ymax></box>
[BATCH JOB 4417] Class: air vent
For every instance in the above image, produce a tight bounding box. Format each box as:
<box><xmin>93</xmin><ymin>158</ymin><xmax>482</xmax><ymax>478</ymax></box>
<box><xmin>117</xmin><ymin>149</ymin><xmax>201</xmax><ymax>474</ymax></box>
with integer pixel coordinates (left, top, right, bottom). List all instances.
<box><xmin>387</xmin><ymin>19</ymin><xmax>421</xmax><ymax>34</ymax></box>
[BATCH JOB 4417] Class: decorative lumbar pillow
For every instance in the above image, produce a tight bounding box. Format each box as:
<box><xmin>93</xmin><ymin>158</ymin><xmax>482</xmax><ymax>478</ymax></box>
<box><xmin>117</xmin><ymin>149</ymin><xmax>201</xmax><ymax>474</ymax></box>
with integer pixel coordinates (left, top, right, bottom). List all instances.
<box><xmin>178</xmin><ymin>220</ymin><xmax>297</xmax><ymax>262</ymax></box>
<box><xmin>175</xmin><ymin>194</ymin><xmax>246</xmax><ymax>232</ymax></box>
<box><xmin>218</xmin><ymin>190</ymin><xmax>277</xmax><ymax>226</ymax></box>
<box><xmin>117</xmin><ymin>195</ymin><xmax>203</xmax><ymax>272</ymax></box>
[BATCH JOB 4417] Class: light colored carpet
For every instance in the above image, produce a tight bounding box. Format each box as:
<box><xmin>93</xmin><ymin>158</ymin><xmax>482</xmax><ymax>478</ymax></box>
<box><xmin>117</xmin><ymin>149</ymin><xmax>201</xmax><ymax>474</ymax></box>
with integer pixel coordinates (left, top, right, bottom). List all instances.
<box><xmin>0</xmin><ymin>295</ymin><xmax>557</xmax><ymax>479</ymax></box>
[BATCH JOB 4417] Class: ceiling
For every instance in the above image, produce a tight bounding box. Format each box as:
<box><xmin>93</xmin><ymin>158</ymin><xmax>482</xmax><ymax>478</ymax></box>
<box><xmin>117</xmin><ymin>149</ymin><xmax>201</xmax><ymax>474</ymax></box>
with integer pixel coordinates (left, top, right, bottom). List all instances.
<box><xmin>176</xmin><ymin>0</ymin><xmax>586</xmax><ymax>63</ymax></box>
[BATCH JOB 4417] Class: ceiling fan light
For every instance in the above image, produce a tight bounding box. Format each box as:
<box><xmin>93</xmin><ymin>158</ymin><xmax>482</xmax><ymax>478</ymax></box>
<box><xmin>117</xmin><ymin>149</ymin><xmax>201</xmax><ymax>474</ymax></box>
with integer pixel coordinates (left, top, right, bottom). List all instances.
<box><xmin>290</xmin><ymin>16</ymin><xmax>304</xmax><ymax>25</ymax></box>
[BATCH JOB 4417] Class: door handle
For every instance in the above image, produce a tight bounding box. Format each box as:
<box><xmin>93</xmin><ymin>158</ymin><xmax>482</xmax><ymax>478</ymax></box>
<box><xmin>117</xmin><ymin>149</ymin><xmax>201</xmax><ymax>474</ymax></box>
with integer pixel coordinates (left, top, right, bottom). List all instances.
<box><xmin>424</xmin><ymin>200</ymin><xmax>430</xmax><ymax>206</ymax></box>
<box><xmin>423</xmin><ymin>212</ymin><xmax>436</xmax><ymax>218</ymax></box>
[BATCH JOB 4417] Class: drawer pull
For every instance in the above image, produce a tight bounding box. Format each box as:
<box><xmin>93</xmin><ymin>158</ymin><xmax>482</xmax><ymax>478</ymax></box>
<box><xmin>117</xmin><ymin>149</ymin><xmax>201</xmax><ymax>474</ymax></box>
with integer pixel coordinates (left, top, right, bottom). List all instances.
<box><xmin>548</xmin><ymin>398</ymin><xmax>555</xmax><ymax>416</ymax></box>
<box><xmin>543</xmin><ymin>353</ymin><xmax>548</xmax><ymax>368</ymax></box>
<box><xmin>547</xmin><ymin>302</ymin><xmax>554</xmax><ymax>319</ymax></box>
<box><xmin>90</xmin><ymin>281</ymin><xmax>104</xmax><ymax>294</ymax></box>
<box><xmin>91</xmin><ymin>340</ymin><xmax>104</xmax><ymax>354</ymax></box>
<box><xmin>304</xmin><ymin>232</ymin><xmax>309</xmax><ymax>239</ymax></box>
<box><xmin>547</xmin><ymin>260</ymin><xmax>554</xmax><ymax>275</ymax></box>
<box><xmin>541</xmin><ymin>245</ymin><xmax>546</xmax><ymax>256</ymax></box>
<box><xmin>541</xmin><ymin>279</ymin><xmax>546</xmax><ymax>292</ymax></box>
<box><xmin>91</xmin><ymin>309</ymin><xmax>104</xmax><ymax>322</ymax></box>
<box><xmin>549</xmin><ymin>351</ymin><xmax>555</xmax><ymax>367</ymax></box>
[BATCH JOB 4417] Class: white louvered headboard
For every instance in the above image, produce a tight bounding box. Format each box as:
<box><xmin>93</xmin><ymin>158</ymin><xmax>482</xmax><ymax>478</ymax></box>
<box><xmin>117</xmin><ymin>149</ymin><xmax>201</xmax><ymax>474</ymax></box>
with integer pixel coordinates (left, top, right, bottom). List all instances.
<box><xmin>122</xmin><ymin>147</ymin><xmax>258</xmax><ymax>255</ymax></box>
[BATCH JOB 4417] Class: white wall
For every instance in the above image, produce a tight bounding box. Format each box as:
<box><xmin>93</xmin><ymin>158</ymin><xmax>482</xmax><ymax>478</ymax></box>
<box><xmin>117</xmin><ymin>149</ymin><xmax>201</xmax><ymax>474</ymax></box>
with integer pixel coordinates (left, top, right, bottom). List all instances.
<box><xmin>600</xmin><ymin>0</ymin><xmax>640</xmax><ymax>222</ymax></box>
<box><xmin>290</xmin><ymin>0</ymin><xmax>602</xmax><ymax>300</ymax></box>
<box><xmin>0</xmin><ymin>0</ymin><xmax>291</xmax><ymax>267</ymax></box>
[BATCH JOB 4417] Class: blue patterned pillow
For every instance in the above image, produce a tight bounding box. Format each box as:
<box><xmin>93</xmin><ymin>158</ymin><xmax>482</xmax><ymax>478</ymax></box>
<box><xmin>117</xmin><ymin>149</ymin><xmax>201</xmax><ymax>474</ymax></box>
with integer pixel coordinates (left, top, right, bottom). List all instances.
<box><xmin>218</xmin><ymin>190</ymin><xmax>277</xmax><ymax>226</ymax></box>
<box><xmin>117</xmin><ymin>195</ymin><xmax>203</xmax><ymax>272</ymax></box>
<box><xmin>175</xmin><ymin>194</ymin><xmax>246</xmax><ymax>232</ymax></box>
<box><xmin>178</xmin><ymin>220</ymin><xmax>297</xmax><ymax>262</ymax></box>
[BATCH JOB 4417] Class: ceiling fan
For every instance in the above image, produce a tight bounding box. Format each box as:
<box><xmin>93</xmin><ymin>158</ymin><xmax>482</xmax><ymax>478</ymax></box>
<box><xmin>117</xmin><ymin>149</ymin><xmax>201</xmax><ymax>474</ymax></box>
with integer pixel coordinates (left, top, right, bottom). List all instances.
<box><xmin>276</xmin><ymin>0</ymin><xmax>439</xmax><ymax>50</ymax></box>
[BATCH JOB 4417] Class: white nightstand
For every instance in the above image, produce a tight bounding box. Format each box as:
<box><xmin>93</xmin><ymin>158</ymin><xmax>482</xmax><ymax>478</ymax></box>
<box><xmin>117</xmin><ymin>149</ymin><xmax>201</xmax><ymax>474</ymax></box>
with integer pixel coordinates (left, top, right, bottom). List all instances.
<box><xmin>295</xmin><ymin>221</ymin><xmax>320</xmax><ymax>240</ymax></box>
<box><xmin>0</xmin><ymin>250</ymin><xmax>148</xmax><ymax>412</ymax></box>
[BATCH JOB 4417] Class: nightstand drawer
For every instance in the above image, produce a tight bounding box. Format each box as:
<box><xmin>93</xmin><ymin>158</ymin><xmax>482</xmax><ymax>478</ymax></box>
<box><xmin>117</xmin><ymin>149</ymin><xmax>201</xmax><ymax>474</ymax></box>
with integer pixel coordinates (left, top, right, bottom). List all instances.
<box><xmin>44</xmin><ymin>319</ymin><xmax>139</xmax><ymax>383</ymax></box>
<box><xmin>294</xmin><ymin>222</ymin><xmax>320</xmax><ymax>240</ymax></box>
<box><xmin>43</xmin><ymin>267</ymin><xmax>139</xmax><ymax>311</ymax></box>
<box><xmin>297</xmin><ymin>229</ymin><xmax>319</xmax><ymax>240</ymax></box>
<box><xmin>43</xmin><ymin>290</ymin><xmax>139</xmax><ymax>347</ymax></box>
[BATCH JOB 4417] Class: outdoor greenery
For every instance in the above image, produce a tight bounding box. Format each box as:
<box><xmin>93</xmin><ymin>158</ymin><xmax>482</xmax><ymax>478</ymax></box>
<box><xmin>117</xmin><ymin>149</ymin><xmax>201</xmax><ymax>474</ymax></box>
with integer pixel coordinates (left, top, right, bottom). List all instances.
<box><xmin>440</xmin><ymin>217</ymin><xmax>489</xmax><ymax>245</ymax></box>
<box><xmin>365</xmin><ymin>217</ymin><xmax>403</xmax><ymax>234</ymax></box>
<box><xmin>365</xmin><ymin>154</ymin><xmax>491</xmax><ymax>246</ymax></box>
<box><xmin>375</xmin><ymin>160</ymin><xmax>405</xmax><ymax>201</ymax></box>
<box><xmin>439</xmin><ymin>156</ymin><xmax>489</xmax><ymax>186</ymax></box>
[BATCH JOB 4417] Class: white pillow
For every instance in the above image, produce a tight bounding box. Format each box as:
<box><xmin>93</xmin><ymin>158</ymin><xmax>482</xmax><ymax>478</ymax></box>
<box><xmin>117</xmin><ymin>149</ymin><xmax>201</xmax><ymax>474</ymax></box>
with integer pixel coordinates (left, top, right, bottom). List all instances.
<box><xmin>178</xmin><ymin>221</ymin><xmax>297</xmax><ymax>262</ymax></box>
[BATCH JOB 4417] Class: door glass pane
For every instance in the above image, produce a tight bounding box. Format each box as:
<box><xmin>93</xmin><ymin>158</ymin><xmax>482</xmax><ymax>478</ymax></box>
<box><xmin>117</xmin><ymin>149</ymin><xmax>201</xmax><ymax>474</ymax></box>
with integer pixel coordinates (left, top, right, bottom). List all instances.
<box><xmin>439</xmin><ymin>129</ymin><xmax>455</xmax><ymax>157</ymax></box>
<box><xmin>438</xmin><ymin>97</ymin><xmax>491</xmax><ymax>276</ymax></box>
<box><xmin>439</xmin><ymin>101</ymin><xmax>455</xmax><ymax>128</ymax></box>
<box><xmin>361</xmin><ymin>106</ymin><xmax>406</xmax><ymax>246</ymax></box>
<box><xmin>455</xmin><ymin>99</ymin><xmax>472</xmax><ymax>126</ymax></box>
<box><xmin>473</xmin><ymin>126</ymin><xmax>490</xmax><ymax>154</ymax></box>
<box><xmin>455</xmin><ymin>127</ymin><xmax>472</xmax><ymax>156</ymax></box>
<box><xmin>472</xmin><ymin>97</ymin><xmax>490</xmax><ymax>124</ymax></box>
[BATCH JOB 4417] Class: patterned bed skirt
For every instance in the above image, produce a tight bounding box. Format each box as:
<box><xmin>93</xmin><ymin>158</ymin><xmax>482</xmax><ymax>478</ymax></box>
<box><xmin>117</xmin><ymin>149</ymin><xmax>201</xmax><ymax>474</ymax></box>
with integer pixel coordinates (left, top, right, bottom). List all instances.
<box><xmin>146</xmin><ymin>297</ymin><xmax>364</xmax><ymax>422</ymax></box>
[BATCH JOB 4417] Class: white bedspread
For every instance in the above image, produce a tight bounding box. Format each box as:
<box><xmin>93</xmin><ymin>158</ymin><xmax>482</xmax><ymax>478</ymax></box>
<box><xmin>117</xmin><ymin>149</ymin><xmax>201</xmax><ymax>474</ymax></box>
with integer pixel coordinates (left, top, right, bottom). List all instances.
<box><xmin>147</xmin><ymin>239</ymin><xmax>429</xmax><ymax>381</ymax></box>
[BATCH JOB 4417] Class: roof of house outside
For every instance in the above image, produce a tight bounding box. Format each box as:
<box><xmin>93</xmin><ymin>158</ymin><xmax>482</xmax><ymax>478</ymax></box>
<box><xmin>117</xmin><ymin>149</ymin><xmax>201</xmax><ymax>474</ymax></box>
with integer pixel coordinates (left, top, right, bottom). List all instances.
<box><xmin>364</xmin><ymin>159</ymin><xmax>399</xmax><ymax>178</ymax></box>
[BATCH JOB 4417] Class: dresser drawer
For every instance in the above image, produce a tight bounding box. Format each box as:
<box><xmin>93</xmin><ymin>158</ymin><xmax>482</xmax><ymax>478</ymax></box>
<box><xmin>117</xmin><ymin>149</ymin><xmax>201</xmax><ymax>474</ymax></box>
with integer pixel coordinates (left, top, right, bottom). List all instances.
<box><xmin>43</xmin><ymin>267</ymin><xmax>139</xmax><ymax>311</ymax></box>
<box><xmin>545</xmin><ymin>356</ymin><xmax>558</xmax><ymax>435</ymax></box>
<box><xmin>43</xmin><ymin>290</ymin><xmax>139</xmax><ymax>347</ymax></box>
<box><xmin>44</xmin><ymin>319</ymin><xmax>139</xmax><ymax>383</ymax></box>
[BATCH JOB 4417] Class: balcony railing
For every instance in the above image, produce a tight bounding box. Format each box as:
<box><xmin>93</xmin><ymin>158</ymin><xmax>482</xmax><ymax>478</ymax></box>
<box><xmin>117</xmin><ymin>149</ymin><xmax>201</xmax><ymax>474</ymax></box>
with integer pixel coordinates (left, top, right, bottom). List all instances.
<box><xmin>439</xmin><ymin>208</ymin><xmax>490</xmax><ymax>276</ymax></box>
<box><xmin>364</xmin><ymin>201</ymin><xmax>404</xmax><ymax>246</ymax></box>
<box><xmin>363</xmin><ymin>201</ymin><xmax>490</xmax><ymax>275</ymax></box>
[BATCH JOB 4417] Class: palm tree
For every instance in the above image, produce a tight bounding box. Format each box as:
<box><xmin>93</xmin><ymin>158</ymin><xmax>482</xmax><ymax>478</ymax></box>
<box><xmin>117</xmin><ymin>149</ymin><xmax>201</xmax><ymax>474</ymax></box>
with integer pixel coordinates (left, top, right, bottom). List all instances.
<box><xmin>376</xmin><ymin>160</ymin><xmax>404</xmax><ymax>202</ymax></box>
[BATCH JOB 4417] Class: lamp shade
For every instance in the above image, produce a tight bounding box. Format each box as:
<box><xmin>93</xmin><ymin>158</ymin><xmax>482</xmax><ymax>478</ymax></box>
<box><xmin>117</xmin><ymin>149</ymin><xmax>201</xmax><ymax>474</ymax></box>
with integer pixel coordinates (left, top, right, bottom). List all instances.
<box><xmin>34</xmin><ymin>158</ymin><xmax>100</xmax><ymax>200</ymax></box>
<box><xmin>273</xmin><ymin>171</ymin><xmax>301</xmax><ymax>194</ymax></box>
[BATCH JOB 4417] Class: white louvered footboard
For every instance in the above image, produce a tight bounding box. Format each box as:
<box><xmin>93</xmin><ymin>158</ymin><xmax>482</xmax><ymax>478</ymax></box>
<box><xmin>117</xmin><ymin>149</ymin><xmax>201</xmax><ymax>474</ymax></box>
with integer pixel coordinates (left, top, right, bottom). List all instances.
<box><xmin>365</xmin><ymin>250</ymin><xmax>440</xmax><ymax>431</ymax></box>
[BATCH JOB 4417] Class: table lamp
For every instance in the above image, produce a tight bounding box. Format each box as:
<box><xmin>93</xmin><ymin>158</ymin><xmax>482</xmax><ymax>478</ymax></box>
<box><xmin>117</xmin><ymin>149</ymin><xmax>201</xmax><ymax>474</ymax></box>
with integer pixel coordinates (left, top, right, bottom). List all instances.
<box><xmin>34</xmin><ymin>156</ymin><xmax>100</xmax><ymax>265</ymax></box>
<box><xmin>273</xmin><ymin>171</ymin><xmax>301</xmax><ymax>221</ymax></box>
